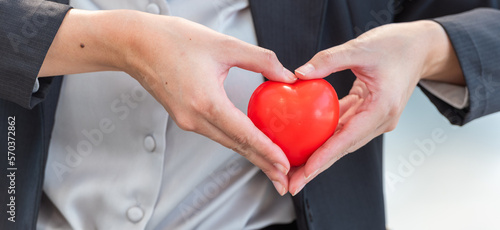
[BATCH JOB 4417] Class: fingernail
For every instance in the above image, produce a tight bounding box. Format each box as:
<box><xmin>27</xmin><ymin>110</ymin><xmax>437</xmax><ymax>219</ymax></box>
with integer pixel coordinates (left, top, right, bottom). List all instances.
<box><xmin>272</xmin><ymin>181</ymin><xmax>286</xmax><ymax>196</ymax></box>
<box><xmin>274</xmin><ymin>163</ymin><xmax>289</xmax><ymax>175</ymax></box>
<box><xmin>292</xmin><ymin>183</ymin><xmax>305</xmax><ymax>196</ymax></box>
<box><xmin>295</xmin><ymin>63</ymin><xmax>315</xmax><ymax>77</ymax></box>
<box><xmin>283</xmin><ymin>67</ymin><xmax>297</xmax><ymax>82</ymax></box>
<box><xmin>305</xmin><ymin>169</ymin><xmax>319</xmax><ymax>181</ymax></box>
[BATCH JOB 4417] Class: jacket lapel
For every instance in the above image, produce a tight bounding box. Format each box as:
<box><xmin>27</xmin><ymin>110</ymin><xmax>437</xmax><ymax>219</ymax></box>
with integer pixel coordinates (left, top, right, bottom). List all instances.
<box><xmin>249</xmin><ymin>1</ymin><xmax>327</xmax><ymax>229</ymax></box>
<box><xmin>249</xmin><ymin>0</ymin><xmax>327</xmax><ymax>71</ymax></box>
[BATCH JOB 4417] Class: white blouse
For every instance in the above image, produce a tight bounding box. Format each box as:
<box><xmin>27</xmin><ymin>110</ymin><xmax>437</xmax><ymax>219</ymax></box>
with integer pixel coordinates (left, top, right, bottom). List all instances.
<box><xmin>38</xmin><ymin>0</ymin><xmax>295</xmax><ymax>229</ymax></box>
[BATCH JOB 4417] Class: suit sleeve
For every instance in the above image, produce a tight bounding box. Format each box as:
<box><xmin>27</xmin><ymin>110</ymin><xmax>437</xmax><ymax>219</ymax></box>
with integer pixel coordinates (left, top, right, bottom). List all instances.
<box><xmin>394</xmin><ymin>1</ymin><xmax>500</xmax><ymax>125</ymax></box>
<box><xmin>0</xmin><ymin>0</ymin><xmax>71</xmax><ymax>109</ymax></box>
<box><xmin>421</xmin><ymin>8</ymin><xmax>500</xmax><ymax>125</ymax></box>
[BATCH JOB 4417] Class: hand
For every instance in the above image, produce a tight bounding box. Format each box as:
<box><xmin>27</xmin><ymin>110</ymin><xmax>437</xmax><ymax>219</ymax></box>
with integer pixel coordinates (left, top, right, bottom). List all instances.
<box><xmin>288</xmin><ymin>20</ymin><xmax>464</xmax><ymax>195</ymax></box>
<box><xmin>39</xmin><ymin>9</ymin><xmax>297</xmax><ymax>195</ymax></box>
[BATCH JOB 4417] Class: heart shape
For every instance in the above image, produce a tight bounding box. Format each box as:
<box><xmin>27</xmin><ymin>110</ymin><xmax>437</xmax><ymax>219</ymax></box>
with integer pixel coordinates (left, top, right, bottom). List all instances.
<box><xmin>248</xmin><ymin>79</ymin><xmax>339</xmax><ymax>166</ymax></box>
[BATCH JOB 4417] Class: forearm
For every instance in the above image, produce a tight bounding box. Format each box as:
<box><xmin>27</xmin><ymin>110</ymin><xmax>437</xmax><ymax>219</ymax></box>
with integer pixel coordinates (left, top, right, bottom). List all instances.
<box><xmin>38</xmin><ymin>9</ymin><xmax>138</xmax><ymax>77</ymax></box>
<box><xmin>37</xmin><ymin>8</ymin><xmax>296</xmax><ymax>194</ymax></box>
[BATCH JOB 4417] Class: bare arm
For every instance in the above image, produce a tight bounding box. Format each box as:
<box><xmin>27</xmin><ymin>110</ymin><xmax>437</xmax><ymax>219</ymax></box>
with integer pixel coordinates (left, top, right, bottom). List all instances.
<box><xmin>39</xmin><ymin>9</ymin><xmax>297</xmax><ymax>195</ymax></box>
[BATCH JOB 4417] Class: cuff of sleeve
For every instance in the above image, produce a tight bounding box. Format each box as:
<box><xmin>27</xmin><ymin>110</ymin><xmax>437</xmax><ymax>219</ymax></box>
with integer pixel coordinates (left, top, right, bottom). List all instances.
<box><xmin>0</xmin><ymin>1</ymin><xmax>72</xmax><ymax>109</ymax></box>
<box><xmin>419</xmin><ymin>80</ymin><xmax>469</xmax><ymax>109</ymax></box>
<box><xmin>428</xmin><ymin>17</ymin><xmax>477</xmax><ymax>125</ymax></box>
<box><xmin>33</xmin><ymin>78</ymin><xmax>40</xmax><ymax>93</ymax></box>
<box><xmin>431</xmin><ymin>8</ymin><xmax>500</xmax><ymax>126</ymax></box>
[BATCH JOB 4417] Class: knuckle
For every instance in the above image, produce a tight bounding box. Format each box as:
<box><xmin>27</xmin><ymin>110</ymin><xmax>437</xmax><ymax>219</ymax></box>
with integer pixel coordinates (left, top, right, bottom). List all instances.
<box><xmin>385</xmin><ymin>121</ymin><xmax>398</xmax><ymax>132</ymax></box>
<box><xmin>343</xmin><ymin>134</ymin><xmax>363</xmax><ymax>153</ymax></box>
<box><xmin>235</xmin><ymin>148</ymin><xmax>251</xmax><ymax>159</ymax></box>
<box><xmin>260</xmin><ymin>167</ymin><xmax>273</xmax><ymax>177</ymax></box>
<box><xmin>318</xmin><ymin>49</ymin><xmax>334</xmax><ymax>63</ymax></box>
<box><xmin>192</xmin><ymin>98</ymin><xmax>211</xmax><ymax>115</ymax></box>
<box><xmin>189</xmin><ymin>95</ymin><xmax>218</xmax><ymax>118</ymax></box>
<box><xmin>319</xmin><ymin>48</ymin><xmax>343</xmax><ymax>65</ymax></box>
<box><xmin>347</xmin><ymin>138</ymin><xmax>359</xmax><ymax>151</ymax></box>
<box><xmin>231</xmin><ymin>134</ymin><xmax>251</xmax><ymax>153</ymax></box>
<box><xmin>222</xmin><ymin>37</ymin><xmax>240</xmax><ymax>50</ymax></box>
<box><xmin>382</xmin><ymin>108</ymin><xmax>400</xmax><ymax>133</ymax></box>
<box><xmin>384</xmin><ymin>103</ymin><xmax>402</xmax><ymax>132</ymax></box>
<box><xmin>318</xmin><ymin>42</ymin><xmax>358</xmax><ymax>66</ymax></box>
<box><xmin>203</xmin><ymin>102</ymin><xmax>221</xmax><ymax>121</ymax></box>
<box><xmin>262</xmin><ymin>49</ymin><xmax>279</xmax><ymax>64</ymax></box>
<box><xmin>175</xmin><ymin>114</ymin><xmax>196</xmax><ymax>131</ymax></box>
<box><xmin>387</xmin><ymin>104</ymin><xmax>401</xmax><ymax>118</ymax></box>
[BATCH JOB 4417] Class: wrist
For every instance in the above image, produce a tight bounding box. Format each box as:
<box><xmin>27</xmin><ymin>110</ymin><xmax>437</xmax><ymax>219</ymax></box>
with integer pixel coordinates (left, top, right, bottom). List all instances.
<box><xmin>419</xmin><ymin>20</ymin><xmax>449</xmax><ymax>80</ymax></box>
<box><xmin>419</xmin><ymin>20</ymin><xmax>464</xmax><ymax>85</ymax></box>
<box><xmin>87</xmin><ymin>10</ymin><xmax>140</xmax><ymax>73</ymax></box>
<box><xmin>112</xmin><ymin>11</ymin><xmax>169</xmax><ymax>82</ymax></box>
<box><xmin>39</xmin><ymin>9</ymin><xmax>139</xmax><ymax>77</ymax></box>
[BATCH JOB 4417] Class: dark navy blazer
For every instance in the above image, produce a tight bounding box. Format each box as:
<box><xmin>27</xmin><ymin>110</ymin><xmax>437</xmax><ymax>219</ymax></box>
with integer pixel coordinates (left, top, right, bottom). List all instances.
<box><xmin>1</xmin><ymin>0</ymin><xmax>500</xmax><ymax>229</ymax></box>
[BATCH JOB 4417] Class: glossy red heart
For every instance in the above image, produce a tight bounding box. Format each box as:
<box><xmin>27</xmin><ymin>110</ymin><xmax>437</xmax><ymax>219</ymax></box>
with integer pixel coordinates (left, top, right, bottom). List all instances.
<box><xmin>248</xmin><ymin>79</ymin><xmax>339</xmax><ymax>166</ymax></box>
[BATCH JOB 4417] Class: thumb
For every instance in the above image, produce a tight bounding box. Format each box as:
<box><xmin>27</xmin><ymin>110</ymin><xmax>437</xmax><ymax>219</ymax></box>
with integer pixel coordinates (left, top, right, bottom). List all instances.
<box><xmin>295</xmin><ymin>43</ymin><xmax>361</xmax><ymax>80</ymax></box>
<box><xmin>229</xmin><ymin>41</ymin><xmax>297</xmax><ymax>83</ymax></box>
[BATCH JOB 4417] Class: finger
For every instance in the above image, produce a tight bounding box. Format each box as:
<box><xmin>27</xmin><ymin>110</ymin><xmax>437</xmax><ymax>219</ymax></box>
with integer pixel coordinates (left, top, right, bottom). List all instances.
<box><xmin>288</xmin><ymin>163</ymin><xmax>325</xmax><ymax>196</ymax></box>
<box><xmin>287</xmin><ymin>92</ymin><xmax>367</xmax><ymax>195</ymax></box>
<box><xmin>287</xmin><ymin>81</ymin><xmax>375</xmax><ymax>193</ymax></box>
<box><xmin>295</xmin><ymin>42</ymin><xmax>364</xmax><ymax>80</ymax></box>
<box><xmin>288</xmin><ymin>166</ymin><xmax>307</xmax><ymax>196</ymax></box>
<box><xmin>303</xmin><ymin>108</ymin><xmax>385</xmax><ymax>179</ymax></box>
<box><xmin>225</xmin><ymin>40</ymin><xmax>297</xmax><ymax>83</ymax></box>
<box><xmin>211</xmin><ymin>96</ymin><xmax>291</xmax><ymax>173</ymax></box>
<box><xmin>202</xmin><ymin>96</ymin><xmax>292</xmax><ymax>193</ymax></box>
<box><xmin>287</xmin><ymin>167</ymin><xmax>300</xmax><ymax>180</ymax></box>
<box><xmin>338</xmin><ymin>94</ymin><xmax>363</xmax><ymax>122</ymax></box>
<box><xmin>188</xmin><ymin>113</ymin><xmax>289</xmax><ymax>196</ymax></box>
<box><xmin>213</xmin><ymin>103</ymin><xmax>291</xmax><ymax>176</ymax></box>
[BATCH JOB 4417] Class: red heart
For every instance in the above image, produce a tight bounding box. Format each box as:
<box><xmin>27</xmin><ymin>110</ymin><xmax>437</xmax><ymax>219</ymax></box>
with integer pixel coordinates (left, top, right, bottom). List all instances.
<box><xmin>248</xmin><ymin>79</ymin><xmax>339</xmax><ymax>166</ymax></box>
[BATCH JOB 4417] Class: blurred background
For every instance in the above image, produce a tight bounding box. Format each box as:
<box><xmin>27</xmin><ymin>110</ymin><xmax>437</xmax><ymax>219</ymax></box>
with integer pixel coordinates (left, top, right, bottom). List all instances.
<box><xmin>384</xmin><ymin>87</ymin><xmax>500</xmax><ymax>230</ymax></box>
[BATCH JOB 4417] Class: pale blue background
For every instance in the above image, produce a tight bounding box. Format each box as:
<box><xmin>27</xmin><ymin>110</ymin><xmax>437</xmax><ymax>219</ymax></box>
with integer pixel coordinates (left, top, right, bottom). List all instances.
<box><xmin>384</xmin><ymin>88</ymin><xmax>500</xmax><ymax>230</ymax></box>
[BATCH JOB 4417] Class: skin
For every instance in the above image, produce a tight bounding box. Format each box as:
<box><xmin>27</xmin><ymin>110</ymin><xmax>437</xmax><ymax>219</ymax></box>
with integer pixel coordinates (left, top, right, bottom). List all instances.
<box><xmin>289</xmin><ymin>20</ymin><xmax>465</xmax><ymax>195</ymax></box>
<box><xmin>38</xmin><ymin>9</ymin><xmax>297</xmax><ymax>196</ymax></box>
<box><xmin>39</xmin><ymin>9</ymin><xmax>465</xmax><ymax>196</ymax></box>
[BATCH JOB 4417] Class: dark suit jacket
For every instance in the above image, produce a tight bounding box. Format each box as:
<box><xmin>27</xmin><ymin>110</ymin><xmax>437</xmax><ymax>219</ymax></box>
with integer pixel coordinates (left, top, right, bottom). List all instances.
<box><xmin>1</xmin><ymin>0</ymin><xmax>500</xmax><ymax>229</ymax></box>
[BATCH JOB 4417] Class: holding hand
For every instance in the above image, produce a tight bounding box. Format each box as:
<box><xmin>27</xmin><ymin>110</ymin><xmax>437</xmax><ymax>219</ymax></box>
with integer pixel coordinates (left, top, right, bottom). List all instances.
<box><xmin>288</xmin><ymin>20</ymin><xmax>464</xmax><ymax>195</ymax></box>
<box><xmin>39</xmin><ymin>9</ymin><xmax>297</xmax><ymax>195</ymax></box>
